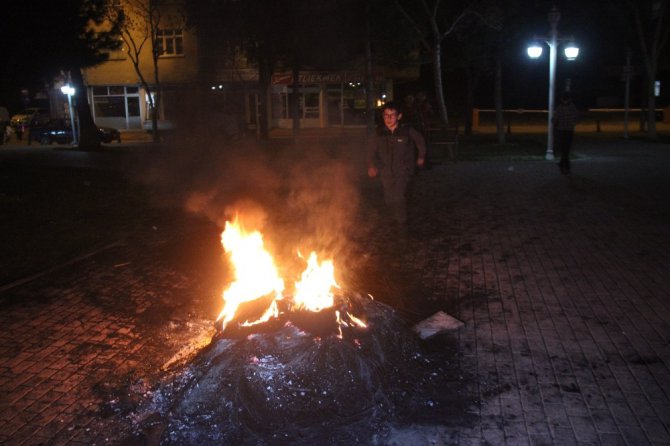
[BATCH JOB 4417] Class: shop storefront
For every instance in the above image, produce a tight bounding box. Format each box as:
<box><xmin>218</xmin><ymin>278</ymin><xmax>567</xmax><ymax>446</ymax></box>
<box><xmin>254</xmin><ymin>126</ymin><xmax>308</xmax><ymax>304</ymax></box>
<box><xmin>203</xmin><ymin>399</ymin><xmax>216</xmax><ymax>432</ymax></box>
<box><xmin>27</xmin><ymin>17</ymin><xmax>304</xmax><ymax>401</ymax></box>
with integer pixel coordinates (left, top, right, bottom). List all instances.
<box><xmin>89</xmin><ymin>85</ymin><xmax>143</xmax><ymax>130</ymax></box>
<box><xmin>270</xmin><ymin>71</ymin><xmax>392</xmax><ymax>129</ymax></box>
<box><xmin>85</xmin><ymin>71</ymin><xmax>398</xmax><ymax>134</ymax></box>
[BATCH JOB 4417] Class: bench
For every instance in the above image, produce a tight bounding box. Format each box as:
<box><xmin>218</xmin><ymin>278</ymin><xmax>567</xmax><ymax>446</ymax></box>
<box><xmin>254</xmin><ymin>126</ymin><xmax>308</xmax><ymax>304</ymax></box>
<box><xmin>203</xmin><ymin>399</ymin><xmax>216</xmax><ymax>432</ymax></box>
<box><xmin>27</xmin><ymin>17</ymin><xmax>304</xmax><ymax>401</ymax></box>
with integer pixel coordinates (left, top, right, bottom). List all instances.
<box><xmin>427</xmin><ymin>123</ymin><xmax>459</xmax><ymax>160</ymax></box>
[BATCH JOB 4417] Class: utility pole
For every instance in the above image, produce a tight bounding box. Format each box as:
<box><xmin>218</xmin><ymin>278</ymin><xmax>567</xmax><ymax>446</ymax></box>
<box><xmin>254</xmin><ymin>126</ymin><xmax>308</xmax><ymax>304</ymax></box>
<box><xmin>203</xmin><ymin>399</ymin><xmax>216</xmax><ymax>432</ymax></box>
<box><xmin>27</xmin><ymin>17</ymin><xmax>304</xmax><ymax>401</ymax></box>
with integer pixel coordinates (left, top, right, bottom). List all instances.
<box><xmin>623</xmin><ymin>48</ymin><xmax>632</xmax><ymax>139</ymax></box>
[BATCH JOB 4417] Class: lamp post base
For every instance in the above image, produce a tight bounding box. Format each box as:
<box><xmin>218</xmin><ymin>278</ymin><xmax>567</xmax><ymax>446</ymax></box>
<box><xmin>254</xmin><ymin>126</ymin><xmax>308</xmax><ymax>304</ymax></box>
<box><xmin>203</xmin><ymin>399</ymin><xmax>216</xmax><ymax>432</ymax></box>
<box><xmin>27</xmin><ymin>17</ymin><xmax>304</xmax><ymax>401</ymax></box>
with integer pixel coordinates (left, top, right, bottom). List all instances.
<box><xmin>545</xmin><ymin>151</ymin><xmax>555</xmax><ymax>161</ymax></box>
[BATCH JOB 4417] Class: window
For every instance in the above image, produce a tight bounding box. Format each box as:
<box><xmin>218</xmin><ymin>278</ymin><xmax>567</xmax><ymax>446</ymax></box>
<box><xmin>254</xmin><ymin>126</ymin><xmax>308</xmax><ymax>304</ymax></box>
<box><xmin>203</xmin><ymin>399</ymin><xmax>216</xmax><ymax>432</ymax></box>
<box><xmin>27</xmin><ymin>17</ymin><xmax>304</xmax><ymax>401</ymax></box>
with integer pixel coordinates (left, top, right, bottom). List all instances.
<box><xmin>91</xmin><ymin>85</ymin><xmax>141</xmax><ymax>130</ymax></box>
<box><xmin>276</xmin><ymin>87</ymin><xmax>320</xmax><ymax>120</ymax></box>
<box><xmin>156</xmin><ymin>29</ymin><xmax>183</xmax><ymax>57</ymax></box>
<box><xmin>92</xmin><ymin>86</ymin><xmax>131</xmax><ymax>118</ymax></box>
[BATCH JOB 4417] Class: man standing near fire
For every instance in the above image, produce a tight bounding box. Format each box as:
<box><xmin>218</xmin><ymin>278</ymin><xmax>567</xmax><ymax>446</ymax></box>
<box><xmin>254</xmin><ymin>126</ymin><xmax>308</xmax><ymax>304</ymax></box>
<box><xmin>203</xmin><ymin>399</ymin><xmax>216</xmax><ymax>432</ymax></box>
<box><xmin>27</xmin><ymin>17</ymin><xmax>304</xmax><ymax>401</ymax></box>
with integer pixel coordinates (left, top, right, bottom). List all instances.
<box><xmin>368</xmin><ymin>101</ymin><xmax>426</xmax><ymax>231</ymax></box>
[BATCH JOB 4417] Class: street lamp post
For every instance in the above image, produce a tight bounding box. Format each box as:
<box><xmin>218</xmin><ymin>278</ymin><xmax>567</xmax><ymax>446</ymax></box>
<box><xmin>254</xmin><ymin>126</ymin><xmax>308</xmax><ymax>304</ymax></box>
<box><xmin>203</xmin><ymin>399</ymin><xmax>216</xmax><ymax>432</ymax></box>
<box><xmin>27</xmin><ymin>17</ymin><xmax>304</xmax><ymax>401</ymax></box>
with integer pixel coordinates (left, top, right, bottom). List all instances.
<box><xmin>60</xmin><ymin>85</ymin><xmax>77</xmax><ymax>146</ymax></box>
<box><xmin>527</xmin><ymin>6</ymin><xmax>579</xmax><ymax>161</ymax></box>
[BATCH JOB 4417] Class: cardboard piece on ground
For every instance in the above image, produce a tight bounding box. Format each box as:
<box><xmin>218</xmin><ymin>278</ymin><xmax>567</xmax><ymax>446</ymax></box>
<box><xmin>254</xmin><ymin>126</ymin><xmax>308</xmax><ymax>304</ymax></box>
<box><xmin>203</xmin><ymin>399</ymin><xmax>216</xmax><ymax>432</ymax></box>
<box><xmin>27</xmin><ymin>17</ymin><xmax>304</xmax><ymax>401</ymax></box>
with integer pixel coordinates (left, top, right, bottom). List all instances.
<box><xmin>413</xmin><ymin>311</ymin><xmax>465</xmax><ymax>339</ymax></box>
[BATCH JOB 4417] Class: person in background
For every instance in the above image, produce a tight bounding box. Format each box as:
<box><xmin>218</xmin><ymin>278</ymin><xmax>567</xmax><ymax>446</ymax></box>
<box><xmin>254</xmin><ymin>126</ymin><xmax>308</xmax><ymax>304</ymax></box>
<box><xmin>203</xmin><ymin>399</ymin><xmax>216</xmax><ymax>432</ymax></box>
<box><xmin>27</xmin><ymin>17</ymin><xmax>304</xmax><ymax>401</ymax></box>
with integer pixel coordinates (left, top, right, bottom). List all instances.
<box><xmin>415</xmin><ymin>91</ymin><xmax>435</xmax><ymax>169</ymax></box>
<box><xmin>4</xmin><ymin>124</ymin><xmax>13</xmax><ymax>143</ymax></box>
<box><xmin>415</xmin><ymin>91</ymin><xmax>434</xmax><ymax>136</ymax></box>
<box><xmin>553</xmin><ymin>92</ymin><xmax>579</xmax><ymax>175</ymax></box>
<box><xmin>403</xmin><ymin>94</ymin><xmax>419</xmax><ymax>130</ymax></box>
<box><xmin>0</xmin><ymin>108</ymin><xmax>8</xmax><ymax>145</ymax></box>
<box><xmin>26</xmin><ymin>116</ymin><xmax>39</xmax><ymax>145</ymax></box>
<box><xmin>368</xmin><ymin>101</ymin><xmax>426</xmax><ymax>232</ymax></box>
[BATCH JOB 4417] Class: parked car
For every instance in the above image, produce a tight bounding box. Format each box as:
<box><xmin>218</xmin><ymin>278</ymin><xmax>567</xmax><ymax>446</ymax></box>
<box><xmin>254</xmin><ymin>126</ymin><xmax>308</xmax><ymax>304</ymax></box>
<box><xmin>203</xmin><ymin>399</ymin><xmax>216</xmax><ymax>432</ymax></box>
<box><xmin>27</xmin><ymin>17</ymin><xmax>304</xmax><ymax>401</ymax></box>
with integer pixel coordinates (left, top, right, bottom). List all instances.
<box><xmin>10</xmin><ymin>108</ymin><xmax>48</xmax><ymax>131</ymax></box>
<box><xmin>28</xmin><ymin>118</ymin><xmax>122</xmax><ymax>145</ymax></box>
<box><xmin>97</xmin><ymin>126</ymin><xmax>122</xmax><ymax>143</ymax></box>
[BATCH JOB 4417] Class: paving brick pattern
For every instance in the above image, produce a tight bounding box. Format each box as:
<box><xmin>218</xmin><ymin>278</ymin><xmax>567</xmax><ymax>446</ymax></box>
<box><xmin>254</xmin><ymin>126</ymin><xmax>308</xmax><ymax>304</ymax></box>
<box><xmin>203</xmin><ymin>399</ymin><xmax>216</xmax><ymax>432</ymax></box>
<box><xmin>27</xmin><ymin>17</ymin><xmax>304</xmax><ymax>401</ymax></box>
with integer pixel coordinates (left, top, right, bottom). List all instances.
<box><xmin>0</xmin><ymin>138</ymin><xmax>669</xmax><ymax>445</ymax></box>
<box><xmin>386</xmin><ymin>139</ymin><xmax>670</xmax><ymax>445</ymax></box>
<box><xmin>0</xmin><ymin>222</ymin><xmax>221</xmax><ymax>445</ymax></box>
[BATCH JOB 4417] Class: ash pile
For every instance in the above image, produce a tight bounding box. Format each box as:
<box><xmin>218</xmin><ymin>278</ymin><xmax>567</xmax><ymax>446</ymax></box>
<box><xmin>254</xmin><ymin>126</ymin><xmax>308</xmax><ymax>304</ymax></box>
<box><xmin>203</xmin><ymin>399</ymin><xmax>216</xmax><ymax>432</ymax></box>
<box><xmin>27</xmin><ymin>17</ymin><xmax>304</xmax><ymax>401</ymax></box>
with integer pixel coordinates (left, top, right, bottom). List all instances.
<box><xmin>129</xmin><ymin>294</ymin><xmax>467</xmax><ymax>445</ymax></box>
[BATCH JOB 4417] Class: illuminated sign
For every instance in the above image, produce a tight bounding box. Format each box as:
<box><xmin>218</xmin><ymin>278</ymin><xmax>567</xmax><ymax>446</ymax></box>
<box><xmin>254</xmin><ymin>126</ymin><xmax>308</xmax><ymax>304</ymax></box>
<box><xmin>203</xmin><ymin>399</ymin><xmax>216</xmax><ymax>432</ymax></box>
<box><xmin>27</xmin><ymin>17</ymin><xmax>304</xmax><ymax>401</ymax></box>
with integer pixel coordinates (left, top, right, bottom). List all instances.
<box><xmin>271</xmin><ymin>72</ymin><xmax>375</xmax><ymax>85</ymax></box>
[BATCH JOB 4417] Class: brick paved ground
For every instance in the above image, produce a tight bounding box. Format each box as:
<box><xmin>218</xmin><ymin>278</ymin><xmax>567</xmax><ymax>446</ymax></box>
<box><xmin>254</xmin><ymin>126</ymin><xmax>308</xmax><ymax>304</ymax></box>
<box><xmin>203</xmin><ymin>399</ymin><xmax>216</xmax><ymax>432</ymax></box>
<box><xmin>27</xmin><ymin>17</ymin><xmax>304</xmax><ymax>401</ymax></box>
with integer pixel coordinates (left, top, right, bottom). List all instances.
<box><xmin>378</xmin><ymin>137</ymin><xmax>670</xmax><ymax>445</ymax></box>
<box><xmin>0</xmin><ymin>215</ymin><xmax>223</xmax><ymax>445</ymax></box>
<box><xmin>0</xmin><ymin>136</ymin><xmax>669</xmax><ymax>445</ymax></box>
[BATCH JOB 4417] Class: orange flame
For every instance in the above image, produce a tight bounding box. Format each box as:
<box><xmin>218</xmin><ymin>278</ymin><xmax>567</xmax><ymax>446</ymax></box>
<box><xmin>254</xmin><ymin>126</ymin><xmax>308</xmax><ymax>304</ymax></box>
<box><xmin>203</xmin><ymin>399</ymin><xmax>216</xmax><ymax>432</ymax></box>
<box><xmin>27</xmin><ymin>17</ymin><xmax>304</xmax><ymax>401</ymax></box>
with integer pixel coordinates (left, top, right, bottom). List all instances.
<box><xmin>217</xmin><ymin>217</ymin><xmax>367</xmax><ymax>336</ymax></box>
<box><xmin>346</xmin><ymin>312</ymin><xmax>367</xmax><ymax>328</ymax></box>
<box><xmin>240</xmin><ymin>300</ymin><xmax>279</xmax><ymax>327</ymax></box>
<box><xmin>216</xmin><ymin>218</ymin><xmax>284</xmax><ymax>330</ymax></box>
<box><xmin>293</xmin><ymin>251</ymin><xmax>339</xmax><ymax>312</ymax></box>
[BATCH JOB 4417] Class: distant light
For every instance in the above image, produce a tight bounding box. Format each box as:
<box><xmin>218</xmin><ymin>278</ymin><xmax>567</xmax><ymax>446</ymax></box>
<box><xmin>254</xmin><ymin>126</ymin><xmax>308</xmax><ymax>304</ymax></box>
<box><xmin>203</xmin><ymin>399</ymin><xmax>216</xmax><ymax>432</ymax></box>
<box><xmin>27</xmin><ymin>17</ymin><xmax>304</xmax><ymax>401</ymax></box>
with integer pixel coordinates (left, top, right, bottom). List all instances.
<box><xmin>527</xmin><ymin>44</ymin><xmax>543</xmax><ymax>58</ymax></box>
<box><xmin>564</xmin><ymin>44</ymin><xmax>579</xmax><ymax>60</ymax></box>
<box><xmin>211</xmin><ymin>86</ymin><xmax>216</xmax><ymax>90</ymax></box>
<box><xmin>655</xmin><ymin>80</ymin><xmax>660</xmax><ymax>97</ymax></box>
<box><xmin>60</xmin><ymin>85</ymin><xmax>75</xmax><ymax>96</ymax></box>
<box><xmin>218</xmin><ymin>84</ymin><xmax>223</xmax><ymax>89</ymax></box>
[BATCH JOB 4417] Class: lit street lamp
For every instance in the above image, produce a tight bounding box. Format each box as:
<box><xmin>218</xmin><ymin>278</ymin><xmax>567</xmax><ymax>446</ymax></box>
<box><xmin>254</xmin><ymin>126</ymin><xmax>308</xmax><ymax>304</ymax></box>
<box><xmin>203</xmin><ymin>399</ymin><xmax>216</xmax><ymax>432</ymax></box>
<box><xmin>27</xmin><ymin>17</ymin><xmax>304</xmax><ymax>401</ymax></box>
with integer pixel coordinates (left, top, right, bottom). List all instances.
<box><xmin>60</xmin><ymin>85</ymin><xmax>77</xmax><ymax>146</ymax></box>
<box><xmin>527</xmin><ymin>6</ymin><xmax>579</xmax><ymax>160</ymax></box>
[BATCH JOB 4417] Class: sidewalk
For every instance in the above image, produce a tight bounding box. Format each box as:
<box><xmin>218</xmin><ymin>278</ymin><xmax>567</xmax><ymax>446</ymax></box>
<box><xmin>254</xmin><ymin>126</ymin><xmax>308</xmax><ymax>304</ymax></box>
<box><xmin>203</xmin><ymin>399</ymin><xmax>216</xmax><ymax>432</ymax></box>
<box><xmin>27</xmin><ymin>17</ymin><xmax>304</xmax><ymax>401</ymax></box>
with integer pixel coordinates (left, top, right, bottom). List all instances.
<box><xmin>0</xmin><ymin>136</ymin><xmax>669</xmax><ymax>444</ymax></box>
<box><xmin>390</xmin><ymin>137</ymin><xmax>670</xmax><ymax>444</ymax></box>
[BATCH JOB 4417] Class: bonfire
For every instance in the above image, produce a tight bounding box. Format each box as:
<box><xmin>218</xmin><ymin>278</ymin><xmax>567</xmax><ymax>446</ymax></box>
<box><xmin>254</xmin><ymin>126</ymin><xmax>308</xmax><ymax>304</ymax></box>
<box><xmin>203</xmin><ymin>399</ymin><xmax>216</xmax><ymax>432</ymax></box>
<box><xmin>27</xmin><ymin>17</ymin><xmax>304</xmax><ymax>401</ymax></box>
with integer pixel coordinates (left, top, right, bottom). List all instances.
<box><xmin>216</xmin><ymin>216</ymin><xmax>367</xmax><ymax>339</ymax></box>
<box><xmin>127</xmin><ymin>215</ymin><xmax>465</xmax><ymax>445</ymax></box>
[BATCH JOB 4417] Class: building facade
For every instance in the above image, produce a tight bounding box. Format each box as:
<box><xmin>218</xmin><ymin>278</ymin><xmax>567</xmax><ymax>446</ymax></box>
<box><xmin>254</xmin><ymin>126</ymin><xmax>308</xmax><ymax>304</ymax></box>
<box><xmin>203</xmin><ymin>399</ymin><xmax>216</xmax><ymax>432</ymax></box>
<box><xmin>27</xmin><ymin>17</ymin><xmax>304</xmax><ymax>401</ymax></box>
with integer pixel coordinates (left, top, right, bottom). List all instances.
<box><xmin>78</xmin><ymin>1</ymin><xmax>416</xmax><ymax>134</ymax></box>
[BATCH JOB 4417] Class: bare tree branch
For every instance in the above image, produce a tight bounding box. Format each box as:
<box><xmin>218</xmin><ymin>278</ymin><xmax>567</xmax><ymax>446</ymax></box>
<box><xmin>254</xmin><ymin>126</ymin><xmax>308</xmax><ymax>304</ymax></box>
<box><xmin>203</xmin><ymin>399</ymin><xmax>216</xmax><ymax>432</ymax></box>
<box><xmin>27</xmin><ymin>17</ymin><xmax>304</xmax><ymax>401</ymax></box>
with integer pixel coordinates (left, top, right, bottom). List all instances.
<box><xmin>394</xmin><ymin>0</ymin><xmax>432</xmax><ymax>53</ymax></box>
<box><xmin>442</xmin><ymin>9</ymin><xmax>501</xmax><ymax>40</ymax></box>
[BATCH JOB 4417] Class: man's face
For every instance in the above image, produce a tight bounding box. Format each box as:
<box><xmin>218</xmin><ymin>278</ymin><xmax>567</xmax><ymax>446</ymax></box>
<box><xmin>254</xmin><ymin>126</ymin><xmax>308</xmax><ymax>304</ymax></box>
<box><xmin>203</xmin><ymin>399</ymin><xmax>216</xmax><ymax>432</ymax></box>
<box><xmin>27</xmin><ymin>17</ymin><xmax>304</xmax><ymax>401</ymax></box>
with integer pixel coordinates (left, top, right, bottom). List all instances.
<box><xmin>383</xmin><ymin>109</ymin><xmax>402</xmax><ymax>130</ymax></box>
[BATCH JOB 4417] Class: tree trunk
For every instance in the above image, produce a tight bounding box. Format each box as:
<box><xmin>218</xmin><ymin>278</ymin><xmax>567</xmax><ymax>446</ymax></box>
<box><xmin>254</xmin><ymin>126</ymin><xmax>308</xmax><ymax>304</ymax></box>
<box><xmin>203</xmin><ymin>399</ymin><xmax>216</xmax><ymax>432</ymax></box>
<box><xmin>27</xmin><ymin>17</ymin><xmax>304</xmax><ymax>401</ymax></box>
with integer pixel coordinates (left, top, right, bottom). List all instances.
<box><xmin>291</xmin><ymin>64</ymin><xmax>300</xmax><ymax>139</ymax></box>
<box><xmin>431</xmin><ymin>40</ymin><xmax>456</xmax><ymax>159</ymax></box>
<box><xmin>432</xmin><ymin>41</ymin><xmax>449</xmax><ymax>129</ymax></box>
<box><xmin>494</xmin><ymin>53</ymin><xmax>505</xmax><ymax>144</ymax></box>
<box><xmin>151</xmin><ymin>49</ymin><xmax>161</xmax><ymax>143</ymax></box>
<box><xmin>70</xmin><ymin>68</ymin><xmax>100</xmax><ymax>151</ymax></box>
<box><xmin>629</xmin><ymin>0</ymin><xmax>666</xmax><ymax>140</ymax></box>
<box><xmin>463</xmin><ymin>68</ymin><xmax>476</xmax><ymax>136</ymax></box>
<box><xmin>130</xmin><ymin>70</ymin><xmax>155</xmax><ymax>142</ymax></box>
<box><xmin>364</xmin><ymin>5</ymin><xmax>375</xmax><ymax>136</ymax></box>
<box><xmin>645</xmin><ymin>74</ymin><xmax>657</xmax><ymax>140</ymax></box>
<box><xmin>639</xmin><ymin>79</ymin><xmax>647</xmax><ymax>132</ymax></box>
<box><xmin>258</xmin><ymin>56</ymin><xmax>272</xmax><ymax>140</ymax></box>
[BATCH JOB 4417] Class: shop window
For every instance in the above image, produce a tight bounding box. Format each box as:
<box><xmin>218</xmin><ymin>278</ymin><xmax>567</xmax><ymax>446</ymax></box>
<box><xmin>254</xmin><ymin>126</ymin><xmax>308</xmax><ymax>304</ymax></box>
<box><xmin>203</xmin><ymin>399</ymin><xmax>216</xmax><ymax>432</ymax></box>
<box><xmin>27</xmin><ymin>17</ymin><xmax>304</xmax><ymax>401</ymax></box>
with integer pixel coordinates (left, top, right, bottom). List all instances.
<box><xmin>91</xmin><ymin>85</ymin><xmax>141</xmax><ymax>129</ymax></box>
<box><xmin>277</xmin><ymin>88</ymin><xmax>320</xmax><ymax>119</ymax></box>
<box><xmin>303</xmin><ymin>92</ymin><xmax>320</xmax><ymax>118</ymax></box>
<box><xmin>94</xmin><ymin>96</ymin><xmax>126</xmax><ymax>118</ymax></box>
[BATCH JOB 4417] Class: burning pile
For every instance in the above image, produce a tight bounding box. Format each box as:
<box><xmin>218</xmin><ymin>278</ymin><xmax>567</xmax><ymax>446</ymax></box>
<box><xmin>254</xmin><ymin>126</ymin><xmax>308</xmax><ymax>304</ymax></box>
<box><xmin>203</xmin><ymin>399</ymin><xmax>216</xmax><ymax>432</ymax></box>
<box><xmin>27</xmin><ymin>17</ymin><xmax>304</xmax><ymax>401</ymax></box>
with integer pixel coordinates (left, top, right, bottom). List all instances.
<box><xmin>133</xmin><ymin>294</ymin><xmax>446</xmax><ymax>445</ymax></box>
<box><xmin>216</xmin><ymin>217</ymin><xmax>367</xmax><ymax>339</ymax></box>
<box><xmin>126</xmin><ymin>215</ymin><xmax>468</xmax><ymax>444</ymax></box>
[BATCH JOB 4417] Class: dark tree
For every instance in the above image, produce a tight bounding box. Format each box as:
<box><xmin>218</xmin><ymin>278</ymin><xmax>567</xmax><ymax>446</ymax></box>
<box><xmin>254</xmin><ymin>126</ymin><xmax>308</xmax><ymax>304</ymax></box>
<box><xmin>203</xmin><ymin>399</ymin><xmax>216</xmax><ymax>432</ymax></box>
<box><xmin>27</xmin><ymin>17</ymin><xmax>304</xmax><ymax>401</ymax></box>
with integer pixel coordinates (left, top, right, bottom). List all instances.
<box><xmin>1</xmin><ymin>1</ymin><xmax>122</xmax><ymax>150</ymax></box>
<box><xmin>105</xmin><ymin>0</ymin><xmax>186</xmax><ymax>143</ymax></box>
<box><xmin>394</xmin><ymin>0</ymin><xmax>501</xmax><ymax>138</ymax></box>
<box><xmin>620</xmin><ymin>0</ymin><xmax>670</xmax><ymax>139</ymax></box>
<box><xmin>188</xmin><ymin>0</ymin><xmax>367</xmax><ymax>140</ymax></box>
<box><xmin>187</xmin><ymin>0</ymin><xmax>293</xmax><ymax>140</ymax></box>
